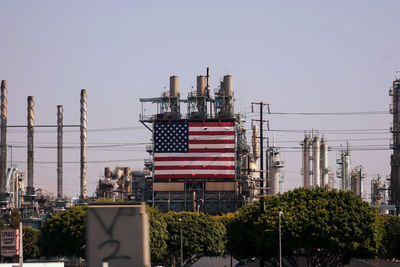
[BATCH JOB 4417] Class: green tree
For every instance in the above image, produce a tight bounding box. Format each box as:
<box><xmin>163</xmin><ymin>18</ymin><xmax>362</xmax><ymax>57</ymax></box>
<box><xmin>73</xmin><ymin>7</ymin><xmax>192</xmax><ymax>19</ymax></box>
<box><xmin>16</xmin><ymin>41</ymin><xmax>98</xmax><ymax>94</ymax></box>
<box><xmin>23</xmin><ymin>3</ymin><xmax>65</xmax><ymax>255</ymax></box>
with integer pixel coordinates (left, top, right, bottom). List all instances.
<box><xmin>379</xmin><ymin>214</ymin><xmax>400</xmax><ymax>259</ymax></box>
<box><xmin>147</xmin><ymin>206</ymin><xmax>168</xmax><ymax>264</ymax></box>
<box><xmin>23</xmin><ymin>226</ymin><xmax>40</xmax><ymax>259</ymax></box>
<box><xmin>40</xmin><ymin>206</ymin><xmax>86</xmax><ymax>258</ymax></box>
<box><xmin>164</xmin><ymin>211</ymin><xmax>226</xmax><ymax>266</ymax></box>
<box><xmin>227</xmin><ymin>187</ymin><xmax>382</xmax><ymax>267</ymax></box>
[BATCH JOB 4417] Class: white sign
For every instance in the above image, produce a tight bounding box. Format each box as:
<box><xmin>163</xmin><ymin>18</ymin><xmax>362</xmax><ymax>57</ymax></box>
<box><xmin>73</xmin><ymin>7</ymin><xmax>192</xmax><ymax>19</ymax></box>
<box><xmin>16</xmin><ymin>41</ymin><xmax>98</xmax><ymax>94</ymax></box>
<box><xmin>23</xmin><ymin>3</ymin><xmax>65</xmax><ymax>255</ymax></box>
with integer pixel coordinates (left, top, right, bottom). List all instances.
<box><xmin>87</xmin><ymin>203</ymin><xmax>151</xmax><ymax>267</ymax></box>
<box><xmin>1</xmin><ymin>230</ymin><xmax>19</xmax><ymax>257</ymax></box>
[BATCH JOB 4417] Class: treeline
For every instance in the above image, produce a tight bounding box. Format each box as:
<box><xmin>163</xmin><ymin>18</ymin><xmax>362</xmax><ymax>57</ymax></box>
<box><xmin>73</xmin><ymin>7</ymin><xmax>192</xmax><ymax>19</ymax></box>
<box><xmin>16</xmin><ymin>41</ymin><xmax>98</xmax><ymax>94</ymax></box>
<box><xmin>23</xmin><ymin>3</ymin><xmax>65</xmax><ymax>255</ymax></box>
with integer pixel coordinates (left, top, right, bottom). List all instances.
<box><xmin>15</xmin><ymin>188</ymin><xmax>400</xmax><ymax>266</ymax></box>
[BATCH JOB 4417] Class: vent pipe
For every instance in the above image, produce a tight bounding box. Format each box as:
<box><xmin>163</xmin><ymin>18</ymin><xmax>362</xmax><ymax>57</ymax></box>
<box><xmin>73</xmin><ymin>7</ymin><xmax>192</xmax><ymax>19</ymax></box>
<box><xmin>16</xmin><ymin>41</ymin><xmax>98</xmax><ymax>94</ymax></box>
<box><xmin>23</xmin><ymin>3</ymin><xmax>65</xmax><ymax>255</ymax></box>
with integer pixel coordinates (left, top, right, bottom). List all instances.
<box><xmin>0</xmin><ymin>81</ymin><xmax>7</xmax><ymax>199</ymax></box>
<box><xmin>57</xmin><ymin>105</ymin><xmax>63</xmax><ymax>200</ymax></box>
<box><xmin>27</xmin><ymin>96</ymin><xmax>34</xmax><ymax>195</ymax></box>
<box><xmin>80</xmin><ymin>89</ymin><xmax>87</xmax><ymax>201</ymax></box>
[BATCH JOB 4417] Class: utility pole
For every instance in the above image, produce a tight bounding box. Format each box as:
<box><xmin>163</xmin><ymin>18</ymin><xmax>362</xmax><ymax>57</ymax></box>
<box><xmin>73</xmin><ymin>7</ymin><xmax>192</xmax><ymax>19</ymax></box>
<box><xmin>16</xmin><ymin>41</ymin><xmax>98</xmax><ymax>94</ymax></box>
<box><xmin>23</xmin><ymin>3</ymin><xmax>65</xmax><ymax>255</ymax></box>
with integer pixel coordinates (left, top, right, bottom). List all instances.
<box><xmin>251</xmin><ymin>102</ymin><xmax>270</xmax><ymax>211</ymax></box>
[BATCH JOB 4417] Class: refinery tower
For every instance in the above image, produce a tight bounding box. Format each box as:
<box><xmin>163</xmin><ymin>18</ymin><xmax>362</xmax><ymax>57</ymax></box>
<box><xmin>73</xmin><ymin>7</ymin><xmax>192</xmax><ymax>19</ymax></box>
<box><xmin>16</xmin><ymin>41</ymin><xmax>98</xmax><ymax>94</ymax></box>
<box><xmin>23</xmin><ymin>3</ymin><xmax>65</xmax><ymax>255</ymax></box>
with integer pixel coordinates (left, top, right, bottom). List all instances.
<box><xmin>139</xmin><ymin>69</ymin><xmax>263</xmax><ymax>213</ymax></box>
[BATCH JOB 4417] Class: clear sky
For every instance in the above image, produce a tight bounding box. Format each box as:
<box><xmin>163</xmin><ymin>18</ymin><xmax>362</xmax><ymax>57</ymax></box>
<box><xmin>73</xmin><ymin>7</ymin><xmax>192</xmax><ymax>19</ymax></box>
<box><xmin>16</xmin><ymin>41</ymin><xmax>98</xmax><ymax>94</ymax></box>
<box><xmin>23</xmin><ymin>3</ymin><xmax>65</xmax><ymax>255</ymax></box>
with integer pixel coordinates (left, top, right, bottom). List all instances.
<box><xmin>0</xmin><ymin>1</ymin><xmax>399</xmax><ymax>198</ymax></box>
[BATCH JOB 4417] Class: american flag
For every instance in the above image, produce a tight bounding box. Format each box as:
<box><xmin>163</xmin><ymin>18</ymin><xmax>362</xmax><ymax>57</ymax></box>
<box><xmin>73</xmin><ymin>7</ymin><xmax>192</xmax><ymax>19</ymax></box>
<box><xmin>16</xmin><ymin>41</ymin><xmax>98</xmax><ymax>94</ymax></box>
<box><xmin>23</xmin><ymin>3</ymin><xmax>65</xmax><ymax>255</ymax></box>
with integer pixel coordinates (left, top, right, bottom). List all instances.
<box><xmin>153</xmin><ymin>121</ymin><xmax>235</xmax><ymax>179</ymax></box>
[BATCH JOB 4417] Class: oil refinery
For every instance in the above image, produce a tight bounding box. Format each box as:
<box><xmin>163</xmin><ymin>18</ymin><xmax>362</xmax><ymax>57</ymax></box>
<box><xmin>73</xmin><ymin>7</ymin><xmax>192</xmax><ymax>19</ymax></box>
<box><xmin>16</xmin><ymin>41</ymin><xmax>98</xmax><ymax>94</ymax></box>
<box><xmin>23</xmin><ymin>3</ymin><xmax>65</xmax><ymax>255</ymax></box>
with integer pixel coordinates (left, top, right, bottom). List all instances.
<box><xmin>0</xmin><ymin>72</ymin><xmax>397</xmax><ymax>226</ymax></box>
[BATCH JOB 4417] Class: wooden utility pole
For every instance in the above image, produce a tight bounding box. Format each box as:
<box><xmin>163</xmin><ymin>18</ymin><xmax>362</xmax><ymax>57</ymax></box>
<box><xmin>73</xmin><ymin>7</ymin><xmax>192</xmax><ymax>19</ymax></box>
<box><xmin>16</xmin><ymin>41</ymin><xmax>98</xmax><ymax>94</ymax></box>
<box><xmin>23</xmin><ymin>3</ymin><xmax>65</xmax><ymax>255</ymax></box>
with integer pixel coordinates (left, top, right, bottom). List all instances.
<box><xmin>251</xmin><ymin>102</ymin><xmax>270</xmax><ymax>211</ymax></box>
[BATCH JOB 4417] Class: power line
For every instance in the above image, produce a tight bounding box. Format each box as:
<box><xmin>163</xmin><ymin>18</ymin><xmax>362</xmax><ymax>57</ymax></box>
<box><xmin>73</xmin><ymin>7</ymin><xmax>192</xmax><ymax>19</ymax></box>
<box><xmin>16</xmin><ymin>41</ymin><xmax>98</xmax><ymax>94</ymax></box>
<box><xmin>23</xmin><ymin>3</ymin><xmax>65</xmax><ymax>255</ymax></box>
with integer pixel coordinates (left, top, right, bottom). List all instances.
<box><xmin>245</xmin><ymin>110</ymin><xmax>388</xmax><ymax>116</ymax></box>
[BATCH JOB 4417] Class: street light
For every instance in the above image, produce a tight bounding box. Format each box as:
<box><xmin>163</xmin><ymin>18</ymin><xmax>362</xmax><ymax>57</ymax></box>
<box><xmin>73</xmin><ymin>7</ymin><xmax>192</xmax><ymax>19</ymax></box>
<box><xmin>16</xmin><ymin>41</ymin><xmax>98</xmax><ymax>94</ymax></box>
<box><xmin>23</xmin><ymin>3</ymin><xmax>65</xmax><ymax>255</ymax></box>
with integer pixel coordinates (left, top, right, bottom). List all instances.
<box><xmin>279</xmin><ymin>211</ymin><xmax>283</xmax><ymax>267</ymax></box>
<box><xmin>178</xmin><ymin>218</ymin><xmax>183</xmax><ymax>267</ymax></box>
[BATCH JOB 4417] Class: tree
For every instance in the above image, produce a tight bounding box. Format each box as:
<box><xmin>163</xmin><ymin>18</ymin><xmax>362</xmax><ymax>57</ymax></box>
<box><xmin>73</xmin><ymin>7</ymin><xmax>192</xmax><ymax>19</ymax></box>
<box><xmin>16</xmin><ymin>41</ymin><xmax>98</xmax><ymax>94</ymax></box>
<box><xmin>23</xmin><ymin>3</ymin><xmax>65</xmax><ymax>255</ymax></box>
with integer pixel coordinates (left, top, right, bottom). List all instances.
<box><xmin>163</xmin><ymin>211</ymin><xmax>226</xmax><ymax>266</ymax></box>
<box><xmin>379</xmin><ymin>214</ymin><xmax>400</xmax><ymax>259</ymax></box>
<box><xmin>226</xmin><ymin>187</ymin><xmax>382</xmax><ymax>267</ymax></box>
<box><xmin>40</xmin><ymin>206</ymin><xmax>86</xmax><ymax>258</ymax></box>
<box><xmin>23</xmin><ymin>226</ymin><xmax>40</xmax><ymax>259</ymax></box>
<box><xmin>147</xmin><ymin>206</ymin><xmax>168</xmax><ymax>264</ymax></box>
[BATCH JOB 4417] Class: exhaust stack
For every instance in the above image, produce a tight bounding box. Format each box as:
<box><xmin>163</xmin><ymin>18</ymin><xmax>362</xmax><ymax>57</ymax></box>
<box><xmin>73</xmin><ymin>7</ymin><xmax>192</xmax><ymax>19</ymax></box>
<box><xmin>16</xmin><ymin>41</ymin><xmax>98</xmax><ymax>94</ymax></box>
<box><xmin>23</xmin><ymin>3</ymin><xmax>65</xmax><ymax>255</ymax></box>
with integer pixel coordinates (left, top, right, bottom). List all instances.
<box><xmin>57</xmin><ymin>105</ymin><xmax>63</xmax><ymax>200</ymax></box>
<box><xmin>169</xmin><ymin>76</ymin><xmax>179</xmax><ymax>117</ymax></box>
<box><xmin>80</xmin><ymin>89</ymin><xmax>87</xmax><ymax>201</ymax></box>
<box><xmin>27</xmin><ymin>96</ymin><xmax>34</xmax><ymax>195</ymax></box>
<box><xmin>0</xmin><ymin>81</ymin><xmax>7</xmax><ymax>199</ymax></box>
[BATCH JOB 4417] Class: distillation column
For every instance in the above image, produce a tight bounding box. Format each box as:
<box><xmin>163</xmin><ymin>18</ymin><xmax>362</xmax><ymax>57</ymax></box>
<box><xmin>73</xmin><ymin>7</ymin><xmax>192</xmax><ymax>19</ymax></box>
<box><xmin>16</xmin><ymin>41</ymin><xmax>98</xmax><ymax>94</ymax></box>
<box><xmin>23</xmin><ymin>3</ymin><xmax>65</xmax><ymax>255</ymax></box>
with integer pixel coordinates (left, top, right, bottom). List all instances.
<box><xmin>320</xmin><ymin>137</ymin><xmax>329</xmax><ymax>187</ymax></box>
<box><xmin>0</xmin><ymin>81</ymin><xmax>7</xmax><ymax>202</ymax></box>
<box><xmin>268</xmin><ymin>147</ymin><xmax>284</xmax><ymax>195</ymax></box>
<box><xmin>312</xmin><ymin>136</ymin><xmax>320</xmax><ymax>187</ymax></box>
<box><xmin>342</xmin><ymin>150</ymin><xmax>351</xmax><ymax>190</ymax></box>
<box><xmin>302</xmin><ymin>136</ymin><xmax>311</xmax><ymax>188</ymax></box>
<box><xmin>80</xmin><ymin>90</ymin><xmax>87</xmax><ymax>202</ymax></box>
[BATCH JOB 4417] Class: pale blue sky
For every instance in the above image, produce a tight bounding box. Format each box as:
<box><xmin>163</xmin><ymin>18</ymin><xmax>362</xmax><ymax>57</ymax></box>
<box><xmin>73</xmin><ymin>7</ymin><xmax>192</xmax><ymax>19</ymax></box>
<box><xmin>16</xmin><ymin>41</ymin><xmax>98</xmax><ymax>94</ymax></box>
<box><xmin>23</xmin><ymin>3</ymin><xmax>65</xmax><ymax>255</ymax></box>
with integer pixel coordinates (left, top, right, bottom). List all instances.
<box><xmin>0</xmin><ymin>1</ymin><xmax>399</xmax><ymax>197</ymax></box>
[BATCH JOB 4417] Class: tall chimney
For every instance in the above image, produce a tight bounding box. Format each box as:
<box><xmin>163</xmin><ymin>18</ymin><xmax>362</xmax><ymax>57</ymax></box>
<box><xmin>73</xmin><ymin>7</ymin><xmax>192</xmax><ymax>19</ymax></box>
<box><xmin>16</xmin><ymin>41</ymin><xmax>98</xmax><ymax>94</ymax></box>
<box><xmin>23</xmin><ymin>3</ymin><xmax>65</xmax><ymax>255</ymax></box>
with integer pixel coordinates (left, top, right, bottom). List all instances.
<box><xmin>169</xmin><ymin>76</ymin><xmax>179</xmax><ymax>116</ymax></box>
<box><xmin>252</xmin><ymin>125</ymin><xmax>260</xmax><ymax>158</ymax></box>
<box><xmin>196</xmin><ymin>76</ymin><xmax>206</xmax><ymax>115</ymax></box>
<box><xmin>223</xmin><ymin>75</ymin><xmax>234</xmax><ymax>117</ymax></box>
<box><xmin>27</xmin><ymin>96</ymin><xmax>34</xmax><ymax>195</ymax></box>
<box><xmin>0</xmin><ymin>81</ymin><xmax>7</xmax><ymax>199</ymax></box>
<box><xmin>57</xmin><ymin>105</ymin><xmax>63</xmax><ymax>199</ymax></box>
<box><xmin>80</xmin><ymin>89</ymin><xmax>87</xmax><ymax>201</ymax></box>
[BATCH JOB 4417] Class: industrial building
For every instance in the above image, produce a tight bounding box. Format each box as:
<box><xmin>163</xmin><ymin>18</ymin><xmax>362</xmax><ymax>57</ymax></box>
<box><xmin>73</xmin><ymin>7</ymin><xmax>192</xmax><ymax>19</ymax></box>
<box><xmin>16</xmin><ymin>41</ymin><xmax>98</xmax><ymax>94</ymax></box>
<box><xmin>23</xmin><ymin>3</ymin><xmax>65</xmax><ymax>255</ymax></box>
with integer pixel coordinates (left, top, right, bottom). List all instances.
<box><xmin>139</xmin><ymin>69</ymin><xmax>268</xmax><ymax>213</ymax></box>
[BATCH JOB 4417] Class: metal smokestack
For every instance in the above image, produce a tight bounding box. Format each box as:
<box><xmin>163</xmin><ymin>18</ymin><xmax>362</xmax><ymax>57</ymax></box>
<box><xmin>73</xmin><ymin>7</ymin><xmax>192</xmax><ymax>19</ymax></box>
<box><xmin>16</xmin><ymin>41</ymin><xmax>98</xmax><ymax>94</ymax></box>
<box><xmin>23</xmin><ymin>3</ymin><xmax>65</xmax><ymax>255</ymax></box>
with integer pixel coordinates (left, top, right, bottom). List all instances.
<box><xmin>170</xmin><ymin>76</ymin><xmax>179</xmax><ymax>97</ymax></box>
<box><xmin>302</xmin><ymin>136</ymin><xmax>311</xmax><ymax>188</ymax></box>
<box><xmin>223</xmin><ymin>75</ymin><xmax>234</xmax><ymax>117</ymax></box>
<box><xmin>104</xmin><ymin>167</ymin><xmax>111</xmax><ymax>178</ymax></box>
<box><xmin>196</xmin><ymin>76</ymin><xmax>205</xmax><ymax>97</ymax></box>
<box><xmin>57</xmin><ymin>105</ymin><xmax>63</xmax><ymax>200</ymax></box>
<box><xmin>196</xmin><ymin>76</ymin><xmax>206</xmax><ymax>116</ymax></box>
<box><xmin>169</xmin><ymin>76</ymin><xmax>179</xmax><ymax>116</ymax></box>
<box><xmin>27</xmin><ymin>96</ymin><xmax>34</xmax><ymax>195</ymax></box>
<box><xmin>252</xmin><ymin>125</ymin><xmax>260</xmax><ymax>158</ymax></box>
<box><xmin>0</xmin><ymin>81</ymin><xmax>7</xmax><ymax>199</ymax></box>
<box><xmin>80</xmin><ymin>89</ymin><xmax>87</xmax><ymax>201</ymax></box>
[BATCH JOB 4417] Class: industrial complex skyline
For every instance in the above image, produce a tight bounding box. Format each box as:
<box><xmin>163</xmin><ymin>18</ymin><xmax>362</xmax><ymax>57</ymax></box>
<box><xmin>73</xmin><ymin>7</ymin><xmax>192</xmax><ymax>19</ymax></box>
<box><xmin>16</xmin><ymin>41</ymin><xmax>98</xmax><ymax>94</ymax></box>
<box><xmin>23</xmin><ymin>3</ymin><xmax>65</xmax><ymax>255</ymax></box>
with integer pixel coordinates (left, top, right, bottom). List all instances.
<box><xmin>0</xmin><ymin>1</ymin><xmax>399</xmax><ymax>198</ymax></box>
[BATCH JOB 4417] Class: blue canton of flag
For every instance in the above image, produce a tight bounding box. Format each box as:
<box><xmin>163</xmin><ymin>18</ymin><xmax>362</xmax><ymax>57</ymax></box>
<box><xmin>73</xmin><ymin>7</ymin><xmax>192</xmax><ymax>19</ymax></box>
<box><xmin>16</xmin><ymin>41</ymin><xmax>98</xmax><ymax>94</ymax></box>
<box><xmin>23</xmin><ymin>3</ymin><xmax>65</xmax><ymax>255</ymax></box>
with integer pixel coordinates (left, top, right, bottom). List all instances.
<box><xmin>154</xmin><ymin>122</ymin><xmax>189</xmax><ymax>153</ymax></box>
